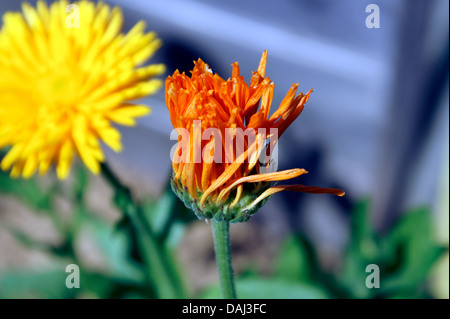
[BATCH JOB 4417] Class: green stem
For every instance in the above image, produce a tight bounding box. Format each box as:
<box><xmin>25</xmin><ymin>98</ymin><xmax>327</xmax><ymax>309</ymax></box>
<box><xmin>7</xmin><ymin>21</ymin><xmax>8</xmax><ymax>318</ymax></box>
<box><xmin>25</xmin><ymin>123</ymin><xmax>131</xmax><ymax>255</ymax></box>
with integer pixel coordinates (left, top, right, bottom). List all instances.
<box><xmin>100</xmin><ymin>162</ymin><xmax>182</xmax><ymax>299</ymax></box>
<box><xmin>212</xmin><ymin>219</ymin><xmax>237</xmax><ymax>299</ymax></box>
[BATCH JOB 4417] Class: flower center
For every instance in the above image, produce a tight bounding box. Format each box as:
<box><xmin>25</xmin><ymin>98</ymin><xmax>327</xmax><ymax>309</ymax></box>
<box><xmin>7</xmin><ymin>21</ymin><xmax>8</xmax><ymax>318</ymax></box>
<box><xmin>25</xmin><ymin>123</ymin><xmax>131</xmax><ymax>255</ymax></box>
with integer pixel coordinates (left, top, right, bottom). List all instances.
<box><xmin>33</xmin><ymin>67</ymin><xmax>82</xmax><ymax>123</ymax></box>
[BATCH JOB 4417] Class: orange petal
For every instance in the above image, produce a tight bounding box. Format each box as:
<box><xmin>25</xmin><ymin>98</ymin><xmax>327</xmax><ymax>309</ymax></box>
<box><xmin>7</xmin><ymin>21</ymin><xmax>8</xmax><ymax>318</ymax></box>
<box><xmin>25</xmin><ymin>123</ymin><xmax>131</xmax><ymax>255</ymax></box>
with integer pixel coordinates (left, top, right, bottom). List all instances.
<box><xmin>200</xmin><ymin>161</ymin><xmax>242</xmax><ymax>206</ymax></box>
<box><xmin>232</xmin><ymin>61</ymin><xmax>241</xmax><ymax>79</ymax></box>
<box><xmin>268</xmin><ymin>83</ymin><xmax>299</xmax><ymax>124</ymax></box>
<box><xmin>276</xmin><ymin>89</ymin><xmax>312</xmax><ymax>137</ymax></box>
<box><xmin>200</xmin><ymin>133</ymin><xmax>263</xmax><ymax>206</ymax></box>
<box><xmin>217</xmin><ymin>168</ymin><xmax>308</xmax><ymax>203</ymax></box>
<box><xmin>260</xmin><ymin>83</ymin><xmax>274</xmax><ymax>122</ymax></box>
<box><xmin>229</xmin><ymin>184</ymin><xmax>244</xmax><ymax>208</ymax></box>
<box><xmin>243</xmin><ymin>184</ymin><xmax>345</xmax><ymax>212</ymax></box>
<box><xmin>250</xmin><ymin>50</ymin><xmax>268</xmax><ymax>87</ymax></box>
<box><xmin>257</xmin><ymin>50</ymin><xmax>268</xmax><ymax>79</ymax></box>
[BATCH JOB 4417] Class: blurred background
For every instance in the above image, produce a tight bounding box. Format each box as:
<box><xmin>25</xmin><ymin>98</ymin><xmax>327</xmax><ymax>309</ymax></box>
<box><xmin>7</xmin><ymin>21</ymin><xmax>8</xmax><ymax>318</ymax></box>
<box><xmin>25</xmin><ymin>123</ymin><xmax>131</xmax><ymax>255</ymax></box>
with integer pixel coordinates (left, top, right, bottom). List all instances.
<box><xmin>0</xmin><ymin>0</ymin><xmax>448</xmax><ymax>298</ymax></box>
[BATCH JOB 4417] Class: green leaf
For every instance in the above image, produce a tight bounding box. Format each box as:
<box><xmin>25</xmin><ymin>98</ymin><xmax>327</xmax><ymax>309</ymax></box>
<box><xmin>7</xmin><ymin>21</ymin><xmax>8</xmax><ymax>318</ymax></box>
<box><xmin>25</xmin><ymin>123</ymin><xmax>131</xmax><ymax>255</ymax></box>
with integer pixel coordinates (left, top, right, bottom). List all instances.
<box><xmin>0</xmin><ymin>171</ymin><xmax>51</xmax><ymax>211</ymax></box>
<box><xmin>380</xmin><ymin>207</ymin><xmax>448</xmax><ymax>294</ymax></box>
<box><xmin>141</xmin><ymin>187</ymin><xmax>188</xmax><ymax>249</ymax></box>
<box><xmin>338</xmin><ymin>199</ymin><xmax>380</xmax><ymax>298</ymax></box>
<box><xmin>77</xmin><ymin>215</ymin><xmax>145</xmax><ymax>284</ymax></box>
<box><xmin>142</xmin><ymin>189</ymin><xmax>175</xmax><ymax>236</ymax></box>
<box><xmin>275</xmin><ymin>236</ymin><xmax>312</xmax><ymax>283</ymax></box>
<box><xmin>349</xmin><ymin>199</ymin><xmax>379</xmax><ymax>259</ymax></box>
<box><xmin>79</xmin><ymin>271</ymin><xmax>152</xmax><ymax>298</ymax></box>
<box><xmin>200</xmin><ymin>278</ymin><xmax>329</xmax><ymax>299</ymax></box>
<box><xmin>0</xmin><ymin>269</ymin><xmax>76</xmax><ymax>299</ymax></box>
<box><xmin>9</xmin><ymin>228</ymin><xmax>52</xmax><ymax>252</ymax></box>
<box><xmin>72</xmin><ymin>164</ymin><xmax>89</xmax><ymax>202</ymax></box>
<box><xmin>338</xmin><ymin>253</ymin><xmax>375</xmax><ymax>299</ymax></box>
<box><xmin>164</xmin><ymin>221</ymin><xmax>185</xmax><ymax>250</ymax></box>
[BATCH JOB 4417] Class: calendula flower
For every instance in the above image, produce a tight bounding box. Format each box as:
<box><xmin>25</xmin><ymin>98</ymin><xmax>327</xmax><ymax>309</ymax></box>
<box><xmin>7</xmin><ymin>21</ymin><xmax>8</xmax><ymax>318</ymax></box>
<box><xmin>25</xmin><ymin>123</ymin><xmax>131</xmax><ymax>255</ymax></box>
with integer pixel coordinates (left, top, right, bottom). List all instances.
<box><xmin>0</xmin><ymin>0</ymin><xmax>165</xmax><ymax>179</ymax></box>
<box><xmin>166</xmin><ymin>51</ymin><xmax>344</xmax><ymax>222</ymax></box>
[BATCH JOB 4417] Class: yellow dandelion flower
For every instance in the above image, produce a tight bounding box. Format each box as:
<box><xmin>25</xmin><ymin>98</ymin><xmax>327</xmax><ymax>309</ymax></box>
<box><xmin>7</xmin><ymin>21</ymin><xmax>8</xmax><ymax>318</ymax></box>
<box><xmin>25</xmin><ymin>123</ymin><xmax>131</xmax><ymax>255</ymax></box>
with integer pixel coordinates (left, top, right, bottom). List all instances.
<box><xmin>166</xmin><ymin>51</ymin><xmax>344</xmax><ymax>222</ymax></box>
<box><xmin>0</xmin><ymin>0</ymin><xmax>165</xmax><ymax>179</ymax></box>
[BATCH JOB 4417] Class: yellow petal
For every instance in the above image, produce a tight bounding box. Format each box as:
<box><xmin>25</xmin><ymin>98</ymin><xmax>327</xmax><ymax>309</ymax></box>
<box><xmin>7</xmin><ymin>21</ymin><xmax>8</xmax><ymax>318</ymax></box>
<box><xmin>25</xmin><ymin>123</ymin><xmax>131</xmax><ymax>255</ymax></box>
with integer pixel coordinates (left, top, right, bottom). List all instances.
<box><xmin>1</xmin><ymin>143</ymin><xmax>24</xmax><ymax>171</ymax></box>
<box><xmin>56</xmin><ymin>139</ymin><xmax>74</xmax><ymax>179</ymax></box>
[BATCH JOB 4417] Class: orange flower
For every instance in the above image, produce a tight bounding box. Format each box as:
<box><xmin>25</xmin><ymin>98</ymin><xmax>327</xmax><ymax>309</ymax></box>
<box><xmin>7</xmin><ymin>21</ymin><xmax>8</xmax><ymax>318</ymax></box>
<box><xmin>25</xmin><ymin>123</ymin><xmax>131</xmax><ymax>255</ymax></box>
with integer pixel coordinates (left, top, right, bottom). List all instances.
<box><xmin>166</xmin><ymin>51</ymin><xmax>344</xmax><ymax>222</ymax></box>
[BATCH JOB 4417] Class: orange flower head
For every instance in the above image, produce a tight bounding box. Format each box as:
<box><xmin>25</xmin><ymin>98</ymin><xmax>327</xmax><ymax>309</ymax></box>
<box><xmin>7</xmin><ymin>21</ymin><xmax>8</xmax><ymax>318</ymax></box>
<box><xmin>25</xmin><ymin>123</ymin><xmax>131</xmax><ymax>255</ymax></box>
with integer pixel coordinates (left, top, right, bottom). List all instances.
<box><xmin>166</xmin><ymin>51</ymin><xmax>344</xmax><ymax>222</ymax></box>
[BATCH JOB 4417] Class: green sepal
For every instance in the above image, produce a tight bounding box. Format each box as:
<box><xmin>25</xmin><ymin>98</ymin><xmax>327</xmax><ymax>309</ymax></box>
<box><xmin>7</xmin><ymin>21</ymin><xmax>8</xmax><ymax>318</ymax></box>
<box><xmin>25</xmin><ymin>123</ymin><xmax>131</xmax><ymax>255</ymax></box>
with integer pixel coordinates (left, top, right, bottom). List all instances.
<box><xmin>170</xmin><ymin>175</ymin><xmax>272</xmax><ymax>223</ymax></box>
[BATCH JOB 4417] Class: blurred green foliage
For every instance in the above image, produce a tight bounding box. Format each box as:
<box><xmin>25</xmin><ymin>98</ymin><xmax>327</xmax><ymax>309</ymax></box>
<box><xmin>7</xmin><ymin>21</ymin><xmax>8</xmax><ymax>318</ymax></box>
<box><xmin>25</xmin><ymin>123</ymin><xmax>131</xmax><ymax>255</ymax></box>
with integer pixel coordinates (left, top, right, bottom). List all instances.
<box><xmin>269</xmin><ymin>201</ymin><xmax>447</xmax><ymax>299</ymax></box>
<box><xmin>0</xmin><ymin>165</ymin><xmax>192</xmax><ymax>298</ymax></box>
<box><xmin>0</xmin><ymin>166</ymin><xmax>447</xmax><ymax>299</ymax></box>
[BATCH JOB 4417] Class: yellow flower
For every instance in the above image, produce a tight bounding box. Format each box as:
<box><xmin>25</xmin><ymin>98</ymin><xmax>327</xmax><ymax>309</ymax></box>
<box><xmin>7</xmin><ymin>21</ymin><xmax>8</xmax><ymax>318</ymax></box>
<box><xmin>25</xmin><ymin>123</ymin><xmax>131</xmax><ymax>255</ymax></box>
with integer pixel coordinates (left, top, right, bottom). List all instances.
<box><xmin>0</xmin><ymin>0</ymin><xmax>165</xmax><ymax>179</ymax></box>
<box><xmin>166</xmin><ymin>51</ymin><xmax>344</xmax><ymax>222</ymax></box>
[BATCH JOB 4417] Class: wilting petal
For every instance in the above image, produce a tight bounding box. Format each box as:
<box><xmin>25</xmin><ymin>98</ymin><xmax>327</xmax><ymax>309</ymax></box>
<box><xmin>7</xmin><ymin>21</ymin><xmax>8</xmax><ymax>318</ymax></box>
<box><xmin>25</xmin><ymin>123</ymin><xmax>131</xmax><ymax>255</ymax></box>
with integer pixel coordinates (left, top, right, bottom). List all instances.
<box><xmin>244</xmin><ymin>184</ymin><xmax>345</xmax><ymax>213</ymax></box>
<box><xmin>217</xmin><ymin>168</ymin><xmax>308</xmax><ymax>203</ymax></box>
